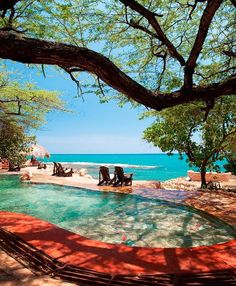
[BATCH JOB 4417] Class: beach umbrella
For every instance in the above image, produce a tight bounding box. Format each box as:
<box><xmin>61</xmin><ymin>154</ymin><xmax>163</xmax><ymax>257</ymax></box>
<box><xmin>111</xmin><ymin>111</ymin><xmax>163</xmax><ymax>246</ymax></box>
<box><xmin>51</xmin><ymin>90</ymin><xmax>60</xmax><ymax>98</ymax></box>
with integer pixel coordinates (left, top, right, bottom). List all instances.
<box><xmin>28</xmin><ymin>144</ymin><xmax>50</xmax><ymax>158</ymax></box>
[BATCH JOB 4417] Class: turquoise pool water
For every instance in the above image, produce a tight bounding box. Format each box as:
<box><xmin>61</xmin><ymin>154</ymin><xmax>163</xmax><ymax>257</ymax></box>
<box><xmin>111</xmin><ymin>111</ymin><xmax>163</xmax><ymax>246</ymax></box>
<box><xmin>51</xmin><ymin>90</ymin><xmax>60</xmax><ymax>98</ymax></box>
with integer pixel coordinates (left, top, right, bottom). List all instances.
<box><xmin>0</xmin><ymin>175</ymin><xmax>235</xmax><ymax>248</ymax></box>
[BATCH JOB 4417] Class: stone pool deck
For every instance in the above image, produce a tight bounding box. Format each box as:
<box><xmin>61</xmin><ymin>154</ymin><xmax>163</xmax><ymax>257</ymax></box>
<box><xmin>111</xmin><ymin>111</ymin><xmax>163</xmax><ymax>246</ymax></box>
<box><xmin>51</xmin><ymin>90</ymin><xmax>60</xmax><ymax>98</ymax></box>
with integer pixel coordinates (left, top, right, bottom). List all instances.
<box><xmin>0</xmin><ymin>171</ymin><xmax>236</xmax><ymax>284</ymax></box>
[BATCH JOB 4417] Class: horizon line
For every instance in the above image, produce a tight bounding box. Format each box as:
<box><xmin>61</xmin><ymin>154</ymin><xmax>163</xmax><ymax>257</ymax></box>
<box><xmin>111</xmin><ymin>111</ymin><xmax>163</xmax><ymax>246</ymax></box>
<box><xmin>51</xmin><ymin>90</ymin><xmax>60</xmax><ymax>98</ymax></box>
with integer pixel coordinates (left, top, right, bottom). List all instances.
<box><xmin>46</xmin><ymin>152</ymin><xmax>178</xmax><ymax>155</ymax></box>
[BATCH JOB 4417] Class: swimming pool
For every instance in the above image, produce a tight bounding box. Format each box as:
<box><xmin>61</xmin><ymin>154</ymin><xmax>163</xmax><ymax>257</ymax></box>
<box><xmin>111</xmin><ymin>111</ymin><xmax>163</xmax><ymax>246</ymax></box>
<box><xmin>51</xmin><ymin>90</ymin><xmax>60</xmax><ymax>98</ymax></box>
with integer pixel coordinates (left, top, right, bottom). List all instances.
<box><xmin>0</xmin><ymin>175</ymin><xmax>235</xmax><ymax>248</ymax></box>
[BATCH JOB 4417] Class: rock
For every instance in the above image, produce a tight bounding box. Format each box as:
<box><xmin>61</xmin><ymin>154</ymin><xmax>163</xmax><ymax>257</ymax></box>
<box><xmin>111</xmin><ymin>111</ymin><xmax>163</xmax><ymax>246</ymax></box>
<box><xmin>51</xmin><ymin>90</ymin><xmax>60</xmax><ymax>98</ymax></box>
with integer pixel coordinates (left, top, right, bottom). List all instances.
<box><xmin>78</xmin><ymin>168</ymin><xmax>87</xmax><ymax>176</ymax></box>
<box><xmin>20</xmin><ymin>171</ymin><xmax>32</xmax><ymax>181</ymax></box>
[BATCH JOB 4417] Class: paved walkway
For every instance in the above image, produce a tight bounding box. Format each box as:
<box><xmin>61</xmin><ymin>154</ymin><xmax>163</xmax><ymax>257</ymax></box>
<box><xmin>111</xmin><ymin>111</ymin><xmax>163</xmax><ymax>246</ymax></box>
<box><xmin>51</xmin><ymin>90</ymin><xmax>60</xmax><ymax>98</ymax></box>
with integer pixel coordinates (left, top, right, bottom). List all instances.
<box><xmin>0</xmin><ymin>250</ymin><xmax>76</xmax><ymax>286</ymax></box>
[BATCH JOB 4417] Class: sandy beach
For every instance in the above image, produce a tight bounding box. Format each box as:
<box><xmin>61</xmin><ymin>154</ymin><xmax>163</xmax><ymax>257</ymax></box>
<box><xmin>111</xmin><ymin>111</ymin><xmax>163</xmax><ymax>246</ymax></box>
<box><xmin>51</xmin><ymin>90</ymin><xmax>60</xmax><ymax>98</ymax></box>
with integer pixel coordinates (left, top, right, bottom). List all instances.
<box><xmin>1</xmin><ymin>164</ymin><xmax>235</xmax><ymax>192</ymax></box>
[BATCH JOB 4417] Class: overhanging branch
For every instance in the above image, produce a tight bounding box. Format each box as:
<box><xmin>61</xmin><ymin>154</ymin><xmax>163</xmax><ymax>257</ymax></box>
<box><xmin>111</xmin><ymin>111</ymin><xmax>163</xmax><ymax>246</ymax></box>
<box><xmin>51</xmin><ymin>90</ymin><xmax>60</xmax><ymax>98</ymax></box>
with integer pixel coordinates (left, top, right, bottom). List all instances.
<box><xmin>0</xmin><ymin>0</ymin><xmax>20</xmax><ymax>18</ymax></box>
<box><xmin>119</xmin><ymin>0</ymin><xmax>185</xmax><ymax>66</ymax></box>
<box><xmin>0</xmin><ymin>31</ymin><xmax>161</xmax><ymax>110</ymax></box>
<box><xmin>184</xmin><ymin>0</ymin><xmax>223</xmax><ymax>89</ymax></box>
<box><xmin>0</xmin><ymin>31</ymin><xmax>235</xmax><ymax>111</ymax></box>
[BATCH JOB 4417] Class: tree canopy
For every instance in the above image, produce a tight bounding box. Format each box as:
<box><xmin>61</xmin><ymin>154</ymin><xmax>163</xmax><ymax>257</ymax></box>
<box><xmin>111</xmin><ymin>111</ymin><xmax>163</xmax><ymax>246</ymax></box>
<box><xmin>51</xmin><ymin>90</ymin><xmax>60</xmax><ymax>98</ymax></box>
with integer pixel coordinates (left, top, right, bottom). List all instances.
<box><xmin>0</xmin><ymin>0</ymin><xmax>235</xmax><ymax>111</ymax></box>
<box><xmin>0</xmin><ymin>67</ymin><xmax>66</xmax><ymax>167</ymax></box>
<box><xmin>143</xmin><ymin>96</ymin><xmax>236</xmax><ymax>186</ymax></box>
<box><xmin>0</xmin><ymin>68</ymin><xmax>65</xmax><ymax>128</ymax></box>
<box><xmin>0</xmin><ymin>119</ymin><xmax>35</xmax><ymax>168</ymax></box>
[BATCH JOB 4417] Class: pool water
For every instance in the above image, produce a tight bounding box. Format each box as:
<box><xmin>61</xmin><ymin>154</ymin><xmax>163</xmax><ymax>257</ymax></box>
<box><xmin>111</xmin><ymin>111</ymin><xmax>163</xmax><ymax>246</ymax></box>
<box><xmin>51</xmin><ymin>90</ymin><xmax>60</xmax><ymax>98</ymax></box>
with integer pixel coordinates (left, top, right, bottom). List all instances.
<box><xmin>0</xmin><ymin>175</ymin><xmax>235</xmax><ymax>248</ymax></box>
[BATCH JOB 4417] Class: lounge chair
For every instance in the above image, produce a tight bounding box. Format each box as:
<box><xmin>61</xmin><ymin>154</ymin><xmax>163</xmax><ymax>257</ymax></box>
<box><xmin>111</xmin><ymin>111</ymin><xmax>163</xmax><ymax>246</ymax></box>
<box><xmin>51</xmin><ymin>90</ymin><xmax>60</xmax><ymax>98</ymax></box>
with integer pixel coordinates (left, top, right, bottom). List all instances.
<box><xmin>8</xmin><ymin>162</ymin><xmax>20</xmax><ymax>172</ymax></box>
<box><xmin>38</xmin><ymin>162</ymin><xmax>47</xmax><ymax>169</ymax></box>
<box><xmin>52</xmin><ymin>162</ymin><xmax>63</xmax><ymax>176</ymax></box>
<box><xmin>206</xmin><ymin>181</ymin><xmax>221</xmax><ymax>190</ymax></box>
<box><xmin>52</xmin><ymin>162</ymin><xmax>58</xmax><ymax>175</ymax></box>
<box><xmin>97</xmin><ymin>166</ymin><xmax>114</xmax><ymax>186</ymax></box>
<box><xmin>113</xmin><ymin>166</ymin><xmax>133</xmax><ymax>186</ymax></box>
<box><xmin>52</xmin><ymin>162</ymin><xmax>73</xmax><ymax>177</ymax></box>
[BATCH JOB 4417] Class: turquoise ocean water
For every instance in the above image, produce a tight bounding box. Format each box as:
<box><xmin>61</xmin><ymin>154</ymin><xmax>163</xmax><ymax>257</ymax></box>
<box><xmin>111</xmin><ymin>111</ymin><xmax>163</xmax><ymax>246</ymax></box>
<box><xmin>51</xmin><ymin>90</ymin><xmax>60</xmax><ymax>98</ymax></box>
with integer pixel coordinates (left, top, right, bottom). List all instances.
<box><xmin>43</xmin><ymin>154</ymin><xmax>226</xmax><ymax>181</ymax></box>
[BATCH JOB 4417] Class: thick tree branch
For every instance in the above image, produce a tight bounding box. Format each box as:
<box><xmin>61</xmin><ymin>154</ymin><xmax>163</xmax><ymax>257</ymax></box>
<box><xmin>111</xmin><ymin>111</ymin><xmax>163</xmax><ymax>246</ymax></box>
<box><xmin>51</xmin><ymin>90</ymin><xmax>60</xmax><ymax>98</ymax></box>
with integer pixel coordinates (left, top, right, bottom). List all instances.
<box><xmin>0</xmin><ymin>0</ymin><xmax>20</xmax><ymax>18</ymax></box>
<box><xmin>0</xmin><ymin>31</ymin><xmax>160</xmax><ymax>109</ymax></box>
<box><xmin>230</xmin><ymin>0</ymin><xmax>236</xmax><ymax>8</ymax></box>
<box><xmin>184</xmin><ymin>123</ymin><xmax>198</xmax><ymax>162</ymax></box>
<box><xmin>206</xmin><ymin>128</ymin><xmax>236</xmax><ymax>162</ymax></box>
<box><xmin>0</xmin><ymin>31</ymin><xmax>235</xmax><ymax>111</ymax></box>
<box><xmin>223</xmin><ymin>50</ymin><xmax>236</xmax><ymax>57</ymax></box>
<box><xmin>201</xmin><ymin>99</ymin><xmax>215</xmax><ymax>122</ymax></box>
<box><xmin>0</xmin><ymin>0</ymin><xmax>20</xmax><ymax>11</ymax></box>
<box><xmin>152</xmin><ymin>73</ymin><xmax>236</xmax><ymax>110</ymax></box>
<box><xmin>119</xmin><ymin>0</ymin><xmax>185</xmax><ymax>66</ymax></box>
<box><xmin>184</xmin><ymin>0</ymin><xmax>223</xmax><ymax>89</ymax></box>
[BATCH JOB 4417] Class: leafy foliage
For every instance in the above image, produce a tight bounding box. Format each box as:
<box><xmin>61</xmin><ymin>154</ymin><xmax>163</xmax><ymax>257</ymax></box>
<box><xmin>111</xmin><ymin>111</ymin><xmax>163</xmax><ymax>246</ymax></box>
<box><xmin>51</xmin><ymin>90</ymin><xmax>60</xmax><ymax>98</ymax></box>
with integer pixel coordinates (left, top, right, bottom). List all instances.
<box><xmin>143</xmin><ymin>96</ymin><xmax>236</xmax><ymax>185</ymax></box>
<box><xmin>224</xmin><ymin>157</ymin><xmax>236</xmax><ymax>175</ymax></box>
<box><xmin>0</xmin><ymin>67</ymin><xmax>65</xmax><ymax>129</ymax></box>
<box><xmin>0</xmin><ymin>66</ymin><xmax>66</xmax><ymax>166</ymax></box>
<box><xmin>0</xmin><ymin>119</ymin><xmax>35</xmax><ymax>167</ymax></box>
<box><xmin>224</xmin><ymin>137</ymin><xmax>236</xmax><ymax>175</ymax></box>
<box><xmin>0</xmin><ymin>1</ymin><xmax>235</xmax><ymax>174</ymax></box>
<box><xmin>0</xmin><ymin>0</ymin><xmax>235</xmax><ymax>105</ymax></box>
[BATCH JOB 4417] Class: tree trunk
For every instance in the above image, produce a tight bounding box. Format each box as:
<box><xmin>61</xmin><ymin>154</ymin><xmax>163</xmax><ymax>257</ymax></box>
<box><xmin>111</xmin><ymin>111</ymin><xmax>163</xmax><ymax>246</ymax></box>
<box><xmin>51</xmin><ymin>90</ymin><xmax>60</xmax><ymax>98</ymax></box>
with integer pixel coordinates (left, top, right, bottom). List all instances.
<box><xmin>200</xmin><ymin>163</ymin><xmax>207</xmax><ymax>189</ymax></box>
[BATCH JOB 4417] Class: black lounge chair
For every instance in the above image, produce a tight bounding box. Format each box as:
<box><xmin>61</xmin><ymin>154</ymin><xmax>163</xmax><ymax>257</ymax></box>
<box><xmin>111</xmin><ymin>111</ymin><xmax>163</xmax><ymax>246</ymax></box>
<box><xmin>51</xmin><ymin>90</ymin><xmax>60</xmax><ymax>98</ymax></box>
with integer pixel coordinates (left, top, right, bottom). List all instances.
<box><xmin>52</xmin><ymin>162</ymin><xmax>58</xmax><ymax>176</ymax></box>
<box><xmin>8</xmin><ymin>162</ymin><xmax>20</xmax><ymax>172</ymax></box>
<box><xmin>38</xmin><ymin>162</ymin><xmax>47</xmax><ymax>169</ymax></box>
<box><xmin>52</xmin><ymin>162</ymin><xmax>73</xmax><ymax>177</ymax></box>
<box><xmin>113</xmin><ymin>166</ymin><xmax>133</xmax><ymax>186</ymax></box>
<box><xmin>97</xmin><ymin>166</ymin><xmax>114</xmax><ymax>186</ymax></box>
<box><xmin>52</xmin><ymin>162</ymin><xmax>65</xmax><ymax>176</ymax></box>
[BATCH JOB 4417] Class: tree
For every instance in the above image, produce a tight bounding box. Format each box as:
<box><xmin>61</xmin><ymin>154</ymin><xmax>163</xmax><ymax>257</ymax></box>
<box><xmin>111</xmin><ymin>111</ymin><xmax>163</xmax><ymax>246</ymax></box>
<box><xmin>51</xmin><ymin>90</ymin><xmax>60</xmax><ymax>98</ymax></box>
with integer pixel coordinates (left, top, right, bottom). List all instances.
<box><xmin>0</xmin><ymin>119</ymin><xmax>35</xmax><ymax>168</ymax></box>
<box><xmin>0</xmin><ymin>68</ymin><xmax>65</xmax><ymax>128</ymax></box>
<box><xmin>143</xmin><ymin>96</ymin><xmax>236</xmax><ymax>187</ymax></box>
<box><xmin>223</xmin><ymin>137</ymin><xmax>236</xmax><ymax>175</ymax></box>
<box><xmin>0</xmin><ymin>0</ymin><xmax>235</xmax><ymax>111</ymax></box>
<box><xmin>0</xmin><ymin>67</ymin><xmax>66</xmax><ymax>167</ymax></box>
<box><xmin>224</xmin><ymin>156</ymin><xmax>236</xmax><ymax>175</ymax></box>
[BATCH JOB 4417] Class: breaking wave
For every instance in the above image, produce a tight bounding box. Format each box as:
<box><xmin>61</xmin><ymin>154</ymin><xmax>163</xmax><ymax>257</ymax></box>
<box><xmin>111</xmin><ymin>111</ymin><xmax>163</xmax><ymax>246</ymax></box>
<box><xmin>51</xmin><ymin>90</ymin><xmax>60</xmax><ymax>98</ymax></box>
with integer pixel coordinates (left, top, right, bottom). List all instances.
<box><xmin>47</xmin><ymin>161</ymin><xmax>159</xmax><ymax>169</ymax></box>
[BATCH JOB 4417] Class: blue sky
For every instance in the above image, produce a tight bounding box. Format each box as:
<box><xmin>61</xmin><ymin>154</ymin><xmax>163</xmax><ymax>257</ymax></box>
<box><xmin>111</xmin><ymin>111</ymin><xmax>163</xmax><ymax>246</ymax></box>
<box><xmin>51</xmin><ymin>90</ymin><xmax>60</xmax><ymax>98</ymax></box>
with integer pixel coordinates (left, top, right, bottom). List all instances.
<box><xmin>8</xmin><ymin>62</ymin><xmax>161</xmax><ymax>154</ymax></box>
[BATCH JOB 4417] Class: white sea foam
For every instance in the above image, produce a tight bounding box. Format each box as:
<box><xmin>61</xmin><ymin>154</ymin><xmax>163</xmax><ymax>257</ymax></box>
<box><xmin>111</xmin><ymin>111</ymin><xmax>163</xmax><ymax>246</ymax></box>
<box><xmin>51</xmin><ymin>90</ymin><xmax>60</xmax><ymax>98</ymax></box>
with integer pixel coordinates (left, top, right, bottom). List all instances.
<box><xmin>47</xmin><ymin>161</ymin><xmax>159</xmax><ymax>169</ymax></box>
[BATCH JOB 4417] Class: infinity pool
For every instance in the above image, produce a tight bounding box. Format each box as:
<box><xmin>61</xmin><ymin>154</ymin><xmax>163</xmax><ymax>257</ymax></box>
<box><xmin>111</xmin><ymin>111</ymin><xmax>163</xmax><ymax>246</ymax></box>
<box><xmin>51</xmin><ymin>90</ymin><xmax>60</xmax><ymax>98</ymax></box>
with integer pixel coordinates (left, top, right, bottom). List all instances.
<box><xmin>0</xmin><ymin>175</ymin><xmax>235</xmax><ymax>248</ymax></box>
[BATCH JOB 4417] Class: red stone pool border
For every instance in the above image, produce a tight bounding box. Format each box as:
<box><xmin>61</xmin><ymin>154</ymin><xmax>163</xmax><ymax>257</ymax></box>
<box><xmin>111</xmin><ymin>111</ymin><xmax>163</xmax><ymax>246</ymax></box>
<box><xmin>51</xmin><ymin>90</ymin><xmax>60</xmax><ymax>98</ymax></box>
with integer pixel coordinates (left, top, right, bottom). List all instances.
<box><xmin>0</xmin><ymin>211</ymin><xmax>235</xmax><ymax>276</ymax></box>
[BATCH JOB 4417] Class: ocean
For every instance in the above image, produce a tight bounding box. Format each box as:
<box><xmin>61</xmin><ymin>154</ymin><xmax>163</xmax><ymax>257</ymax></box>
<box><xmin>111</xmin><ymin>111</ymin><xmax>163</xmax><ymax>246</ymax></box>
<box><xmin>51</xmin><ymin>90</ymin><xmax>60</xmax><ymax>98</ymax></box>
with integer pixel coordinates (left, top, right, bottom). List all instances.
<box><xmin>43</xmin><ymin>154</ymin><xmax>227</xmax><ymax>181</ymax></box>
